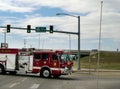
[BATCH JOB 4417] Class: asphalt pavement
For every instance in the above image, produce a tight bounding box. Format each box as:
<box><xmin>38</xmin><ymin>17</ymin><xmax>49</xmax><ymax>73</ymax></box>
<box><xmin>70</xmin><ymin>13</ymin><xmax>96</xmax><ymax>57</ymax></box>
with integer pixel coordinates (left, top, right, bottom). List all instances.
<box><xmin>0</xmin><ymin>71</ymin><xmax>120</xmax><ymax>89</ymax></box>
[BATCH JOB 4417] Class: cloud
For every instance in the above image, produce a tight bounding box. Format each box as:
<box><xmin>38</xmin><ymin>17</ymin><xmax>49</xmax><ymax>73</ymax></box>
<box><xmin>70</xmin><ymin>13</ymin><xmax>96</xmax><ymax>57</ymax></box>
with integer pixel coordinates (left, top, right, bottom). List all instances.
<box><xmin>0</xmin><ymin>0</ymin><xmax>120</xmax><ymax>14</ymax></box>
<box><xmin>0</xmin><ymin>0</ymin><xmax>35</xmax><ymax>12</ymax></box>
<box><xmin>0</xmin><ymin>0</ymin><xmax>120</xmax><ymax>50</ymax></box>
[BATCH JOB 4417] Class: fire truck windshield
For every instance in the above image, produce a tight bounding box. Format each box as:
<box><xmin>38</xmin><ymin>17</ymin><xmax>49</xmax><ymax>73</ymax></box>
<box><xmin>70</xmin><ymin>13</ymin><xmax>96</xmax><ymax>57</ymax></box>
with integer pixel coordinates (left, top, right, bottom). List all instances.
<box><xmin>59</xmin><ymin>54</ymin><xmax>73</xmax><ymax>61</ymax></box>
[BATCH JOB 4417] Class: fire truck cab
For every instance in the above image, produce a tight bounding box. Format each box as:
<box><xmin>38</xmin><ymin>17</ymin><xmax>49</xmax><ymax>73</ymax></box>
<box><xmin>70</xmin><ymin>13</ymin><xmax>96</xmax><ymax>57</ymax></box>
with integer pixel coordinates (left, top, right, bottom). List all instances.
<box><xmin>33</xmin><ymin>51</ymin><xmax>64</xmax><ymax>77</ymax></box>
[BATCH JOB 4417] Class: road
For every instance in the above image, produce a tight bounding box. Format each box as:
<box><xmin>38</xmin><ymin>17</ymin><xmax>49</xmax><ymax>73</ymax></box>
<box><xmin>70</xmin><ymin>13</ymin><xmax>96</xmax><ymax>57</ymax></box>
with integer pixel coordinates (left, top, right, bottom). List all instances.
<box><xmin>0</xmin><ymin>72</ymin><xmax>120</xmax><ymax>89</ymax></box>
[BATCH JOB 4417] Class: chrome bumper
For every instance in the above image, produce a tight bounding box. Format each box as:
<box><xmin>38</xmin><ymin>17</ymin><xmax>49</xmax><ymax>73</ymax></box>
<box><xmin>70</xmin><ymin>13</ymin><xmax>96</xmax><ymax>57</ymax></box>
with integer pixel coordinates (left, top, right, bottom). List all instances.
<box><xmin>61</xmin><ymin>67</ymin><xmax>72</xmax><ymax>75</ymax></box>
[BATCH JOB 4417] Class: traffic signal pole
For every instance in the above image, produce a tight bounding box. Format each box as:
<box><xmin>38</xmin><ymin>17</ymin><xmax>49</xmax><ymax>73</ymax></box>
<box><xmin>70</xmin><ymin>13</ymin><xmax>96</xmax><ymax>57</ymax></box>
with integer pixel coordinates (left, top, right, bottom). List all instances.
<box><xmin>78</xmin><ymin>16</ymin><xmax>80</xmax><ymax>70</ymax></box>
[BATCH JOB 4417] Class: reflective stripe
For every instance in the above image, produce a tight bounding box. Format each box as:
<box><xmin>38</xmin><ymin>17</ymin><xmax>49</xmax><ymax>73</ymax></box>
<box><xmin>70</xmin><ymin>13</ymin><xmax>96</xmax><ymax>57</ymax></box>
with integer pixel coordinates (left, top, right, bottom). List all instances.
<box><xmin>51</xmin><ymin>68</ymin><xmax>64</xmax><ymax>71</ymax></box>
<box><xmin>33</xmin><ymin>67</ymin><xmax>41</xmax><ymax>69</ymax></box>
<box><xmin>33</xmin><ymin>66</ymin><xmax>66</xmax><ymax>73</ymax></box>
<box><xmin>33</xmin><ymin>66</ymin><xmax>64</xmax><ymax>71</ymax></box>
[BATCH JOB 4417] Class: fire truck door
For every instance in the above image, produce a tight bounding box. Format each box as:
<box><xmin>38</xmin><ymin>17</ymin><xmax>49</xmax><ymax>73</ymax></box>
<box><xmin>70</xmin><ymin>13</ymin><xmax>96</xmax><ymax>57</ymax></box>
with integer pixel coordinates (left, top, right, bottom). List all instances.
<box><xmin>40</xmin><ymin>53</ymin><xmax>49</xmax><ymax>66</ymax></box>
<box><xmin>6</xmin><ymin>54</ymin><xmax>16</xmax><ymax>70</ymax></box>
<box><xmin>33</xmin><ymin>53</ymin><xmax>41</xmax><ymax>68</ymax></box>
<box><xmin>33</xmin><ymin>53</ymin><xmax>49</xmax><ymax>67</ymax></box>
<box><xmin>51</xmin><ymin>54</ymin><xmax>59</xmax><ymax>68</ymax></box>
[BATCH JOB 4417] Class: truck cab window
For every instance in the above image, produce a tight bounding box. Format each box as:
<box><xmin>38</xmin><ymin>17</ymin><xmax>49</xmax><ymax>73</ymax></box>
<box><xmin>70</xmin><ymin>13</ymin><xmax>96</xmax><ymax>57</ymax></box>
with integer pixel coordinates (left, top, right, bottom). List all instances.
<box><xmin>60</xmin><ymin>54</ymin><xmax>71</xmax><ymax>61</ymax></box>
<box><xmin>52</xmin><ymin>54</ymin><xmax>58</xmax><ymax>60</ymax></box>
<box><xmin>34</xmin><ymin>54</ymin><xmax>41</xmax><ymax>60</ymax></box>
<box><xmin>42</xmin><ymin>53</ymin><xmax>48</xmax><ymax>60</ymax></box>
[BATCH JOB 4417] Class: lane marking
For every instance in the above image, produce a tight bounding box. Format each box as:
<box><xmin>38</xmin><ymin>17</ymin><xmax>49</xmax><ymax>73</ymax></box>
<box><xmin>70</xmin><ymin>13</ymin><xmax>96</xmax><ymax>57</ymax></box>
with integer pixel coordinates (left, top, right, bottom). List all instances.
<box><xmin>8</xmin><ymin>78</ymin><xmax>27</xmax><ymax>88</ymax></box>
<box><xmin>21</xmin><ymin>78</ymin><xmax>27</xmax><ymax>82</ymax></box>
<box><xmin>9</xmin><ymin>82</ymin><xmax>20</xmax><ymax>88</ymax></box>
<box><xmin>30</xmin><ymin>84</ymin><xmax>40</xmax><ymax>89</ymax></box>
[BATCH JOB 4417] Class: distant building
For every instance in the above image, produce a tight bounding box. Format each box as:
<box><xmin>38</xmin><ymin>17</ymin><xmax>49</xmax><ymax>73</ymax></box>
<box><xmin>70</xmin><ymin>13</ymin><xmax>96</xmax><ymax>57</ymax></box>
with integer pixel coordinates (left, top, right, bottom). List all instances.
<box><xmin>90</xmin><ymin>49</ymin><xmax>98</xmax><ymax>55</ymax></box>
<box><xmin>117</xmin><ymin>48</ymin><xmax>119</xmax><ymax>52</ymax></box>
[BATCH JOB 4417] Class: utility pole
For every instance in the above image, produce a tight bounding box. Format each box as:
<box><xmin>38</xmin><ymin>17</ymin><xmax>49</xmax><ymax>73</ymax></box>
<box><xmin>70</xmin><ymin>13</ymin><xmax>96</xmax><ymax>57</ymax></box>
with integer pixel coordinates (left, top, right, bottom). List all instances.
<box><xmin>24</xmin><ymin>39</ymin><xmax>26</xmax><ymax>48</ymax></box>
<box><xmin>4</xmin><ymin>30</ymin><xmax>6</xmax><ymax>43</ymax></box>
<box><xmin>69</xmin><ymin>34</ymin><xmax>71</xmax><ymax>54</ymax></box>
<box><xmin>97</xmin><ymin>1</ymin><xmax>103</xmax><ymax>89</ymax></box>
<box><xmin>78</xmin><ymin>16</ymin><xmax>80</xmax><ymax>70</ymax></box>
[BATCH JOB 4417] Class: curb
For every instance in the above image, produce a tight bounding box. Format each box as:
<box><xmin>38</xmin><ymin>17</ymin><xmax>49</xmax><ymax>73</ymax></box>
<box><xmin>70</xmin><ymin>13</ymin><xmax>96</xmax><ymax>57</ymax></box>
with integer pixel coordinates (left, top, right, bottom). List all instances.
<box><xmin>72</xmin><ymin>68</ymin><xmax>120</xmax><ymax>72</ymax></box>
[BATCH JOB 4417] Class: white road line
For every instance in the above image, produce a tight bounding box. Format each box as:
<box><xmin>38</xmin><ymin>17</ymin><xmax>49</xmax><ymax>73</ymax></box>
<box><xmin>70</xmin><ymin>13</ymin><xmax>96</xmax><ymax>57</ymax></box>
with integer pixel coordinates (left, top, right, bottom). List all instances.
<box><xmin>21</xmin><ymin>78</ymin><xmax>27</xmax><ymax>82</ymax></box>
<box><xmin>9</xmin><ymin>82</ymin><xmax>20</xmax><ymax>88</ymax></box>
<box><xmin>30</xmin><ymin>84</ymin><xmax>40</xmax><ymax>89</ymax></box>
<box><xmin>8</xmin><ymin>78</ymin><xmax>27</xmax><ymax>88</ymax></box>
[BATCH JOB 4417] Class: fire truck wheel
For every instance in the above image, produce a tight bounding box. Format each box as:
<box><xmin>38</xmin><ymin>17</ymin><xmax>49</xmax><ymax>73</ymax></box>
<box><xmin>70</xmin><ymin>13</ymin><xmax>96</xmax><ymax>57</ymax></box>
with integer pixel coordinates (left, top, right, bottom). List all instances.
<box><xmin>40</xmin><ymin>68</ymin><xmax>51</xmax><ymax>78</ymax></box>
<box><xmin>0</xmin><ymin>65</ymin><xmax>4</xmax><ymax>74</ymax></box>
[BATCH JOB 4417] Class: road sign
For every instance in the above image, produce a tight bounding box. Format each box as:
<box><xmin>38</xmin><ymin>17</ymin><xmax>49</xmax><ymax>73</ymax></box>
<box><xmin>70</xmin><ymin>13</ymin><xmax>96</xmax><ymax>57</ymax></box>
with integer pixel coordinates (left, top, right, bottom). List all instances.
<box><xmin>1</xmin><ymin>43</ymin><xmax>8</xmax><ymax>48</ymax></box>
<box><xmin>35</xmin><ymin>27</ymin><xmax>46</xmax><ymax>32</ymax></box>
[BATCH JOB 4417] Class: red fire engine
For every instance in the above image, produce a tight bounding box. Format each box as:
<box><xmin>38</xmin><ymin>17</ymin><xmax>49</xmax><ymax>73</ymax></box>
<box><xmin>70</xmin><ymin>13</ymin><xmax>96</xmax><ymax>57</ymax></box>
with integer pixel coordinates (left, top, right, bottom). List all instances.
<box><xmin>0</xmin><ymin>48</ymin><xmax>73</xmax><ymax>78</ymax></box>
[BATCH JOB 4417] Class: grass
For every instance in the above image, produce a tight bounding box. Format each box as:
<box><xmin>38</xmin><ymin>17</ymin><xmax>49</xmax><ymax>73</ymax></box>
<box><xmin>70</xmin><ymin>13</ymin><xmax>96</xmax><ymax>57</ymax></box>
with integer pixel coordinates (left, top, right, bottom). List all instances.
<box><xmin>73</xmin><ymin>51</ymin><xmax>120</xmax><ymax>70</ymax></box>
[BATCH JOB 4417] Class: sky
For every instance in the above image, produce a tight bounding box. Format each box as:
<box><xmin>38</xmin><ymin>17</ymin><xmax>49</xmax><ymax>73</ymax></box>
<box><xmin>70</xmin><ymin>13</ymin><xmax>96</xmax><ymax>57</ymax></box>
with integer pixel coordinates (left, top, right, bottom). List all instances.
<box><xmin>0</xmin><ymin>0</ymin><xmax>120</xmax><ymax>51</ymax></box>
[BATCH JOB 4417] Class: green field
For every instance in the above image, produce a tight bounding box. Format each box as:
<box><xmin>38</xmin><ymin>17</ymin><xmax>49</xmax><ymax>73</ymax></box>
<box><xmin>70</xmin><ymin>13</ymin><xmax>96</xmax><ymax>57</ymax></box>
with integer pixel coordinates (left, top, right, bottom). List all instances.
<box><xmin>73</xmin><ymin>51</ymin><xmax>120</xmax><ymax>70</ymax></box>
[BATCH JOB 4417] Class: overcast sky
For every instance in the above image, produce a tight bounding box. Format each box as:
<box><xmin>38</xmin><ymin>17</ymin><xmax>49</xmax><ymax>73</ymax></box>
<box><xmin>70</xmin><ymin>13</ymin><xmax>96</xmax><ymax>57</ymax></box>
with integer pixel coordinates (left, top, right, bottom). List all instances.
<box><xmin>0</xmin><ymin>0</ymin><xmax>120</xmax><ymax>51</ymax></box>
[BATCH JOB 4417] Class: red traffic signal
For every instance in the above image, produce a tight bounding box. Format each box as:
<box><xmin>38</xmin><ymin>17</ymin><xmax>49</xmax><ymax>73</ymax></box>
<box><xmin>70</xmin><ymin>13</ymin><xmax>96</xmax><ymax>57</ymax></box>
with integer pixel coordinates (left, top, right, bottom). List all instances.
<box><xmin>27</xmin><ymin>25</ymin><xmax>31</xmax><ymax>33</ymax></box>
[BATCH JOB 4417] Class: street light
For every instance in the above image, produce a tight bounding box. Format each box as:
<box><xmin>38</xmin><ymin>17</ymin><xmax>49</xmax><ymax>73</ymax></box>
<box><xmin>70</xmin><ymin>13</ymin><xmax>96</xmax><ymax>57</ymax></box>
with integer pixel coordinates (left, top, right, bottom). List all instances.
<box><xmin>56</xmin><ymin>13</ymin><xmax>81</xmax><ymax>70</ymax></box>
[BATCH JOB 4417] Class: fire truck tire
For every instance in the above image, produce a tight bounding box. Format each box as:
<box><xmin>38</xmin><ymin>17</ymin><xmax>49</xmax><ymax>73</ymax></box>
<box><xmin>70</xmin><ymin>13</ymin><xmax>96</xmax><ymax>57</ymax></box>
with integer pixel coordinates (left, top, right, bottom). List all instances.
<box><xmin>40</xmin><ymin>68</ymin><xmax>51</xmax><ymax>78</ymax></box>
<box><xmin>0</xmin><ymin>65</ymin><xmax>4</xmax><ymax>74</ymax></box>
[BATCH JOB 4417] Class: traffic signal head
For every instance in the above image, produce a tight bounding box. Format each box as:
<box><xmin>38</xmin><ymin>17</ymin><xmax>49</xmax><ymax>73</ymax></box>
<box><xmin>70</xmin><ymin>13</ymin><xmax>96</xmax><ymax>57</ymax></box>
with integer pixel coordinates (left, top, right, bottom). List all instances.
<box><xmin>27</xmin><ymin>25</ymin><xmax>31</xmax><ymax>33</ymax></box>
<box><xmin>50</xmin><ymin>25</ymin><xmax>53</xmax><ymax>33</ymax></box>
<box><xmin>7</xmin><ymin>24</ymin><xmax>10</xmax><ymax>33</ymax></box>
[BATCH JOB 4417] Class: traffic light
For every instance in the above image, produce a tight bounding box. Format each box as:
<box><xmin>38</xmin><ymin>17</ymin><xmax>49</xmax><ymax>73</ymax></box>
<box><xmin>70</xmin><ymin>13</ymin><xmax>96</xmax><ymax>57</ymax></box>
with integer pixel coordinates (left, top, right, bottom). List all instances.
<box><xmin>27</xmin><ymin>25</ymin><xmax>31</xmax><ymax>33</ymax></box>
<box><xmin>49</xmin><ymin>25</ymin><xmax>53</xmax><ymax>33</ymax></box>
<box><xmin>7</xmin><ymin>24</ymin><xmax>10</xmax><ymax>33</ymax></box>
